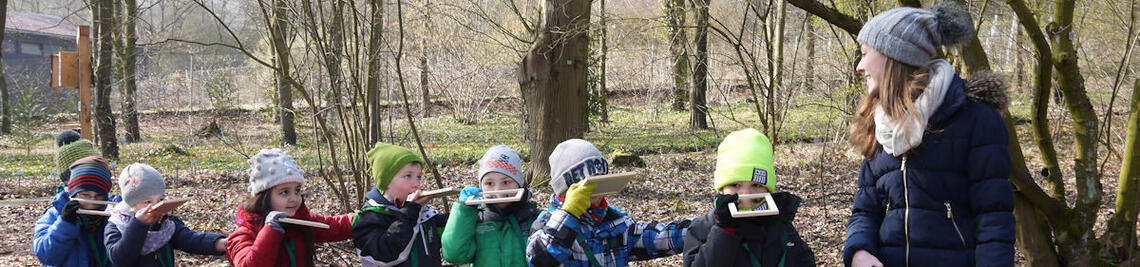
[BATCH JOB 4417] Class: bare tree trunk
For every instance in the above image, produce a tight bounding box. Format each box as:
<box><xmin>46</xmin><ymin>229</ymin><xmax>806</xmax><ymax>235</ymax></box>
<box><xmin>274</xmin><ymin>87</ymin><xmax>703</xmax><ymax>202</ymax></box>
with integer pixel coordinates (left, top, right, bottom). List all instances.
<box><xmin>117</xmin><ymin>0</ymin><xmax>140</xmax><ymax>142</ymax></box>
<box><xmin>0</xmin><ymin>0</ymin><xmax>9</xmax><ymax>134</ymax></box>
<box><xmin>667</xmin><ymin>0</ymin><xmax>689</xmax><ymax>111</ymax></box>
<box><xmin>270</xmin><ymin>0</ymin><xmax>296</xmax><ymax>146</ymax></box>
<box><xmin>764</xmin><ymin>0</ymin><xmax>786</xmax><ymax>141</ymax></box>
<box><xmin>689</xmin><ymin>0</ymin><xmax>709</xmax><ymax>129</ymax></box>
<box><xmin>521</xmin><ymin>0</ymin><xmax>591</xmax><ymax>184</ymax></box>
<box><xmin>1050</xmin><ymin>1</ymin><xmax>1102</xmax><ymax>263</ymax></box>
<box><xmin>420</xmin><ymin>0</ymin><xmax>431</xmax><ymax>115</ymax></box>
<box><xmin>801</xmin><ymin>15</ymin><xmax>815</xmax><ymax>93</ymax></box>
<box><xmin>93</xmin><ymin>0</ymin><xmax>119</xmax><ymax>159</ymax></box>
<box><xmin>599</xmin><ymin>0</ymin><xmax>609</xmax><ymax>122</ymax></box>
<box><xmin>1014</xmin><ymin>191</ymin><xmax>1062</xmax><ymax>267</ymax></box>
<box><xmin>367</xmin><ymin>0</ymin><xmax>383</xmax><ymax>144</ymax></box>
<box><xmin>1107</xmin><ymin>78</ymin><xmax>1140</xmax><ymax>263</ymax></box>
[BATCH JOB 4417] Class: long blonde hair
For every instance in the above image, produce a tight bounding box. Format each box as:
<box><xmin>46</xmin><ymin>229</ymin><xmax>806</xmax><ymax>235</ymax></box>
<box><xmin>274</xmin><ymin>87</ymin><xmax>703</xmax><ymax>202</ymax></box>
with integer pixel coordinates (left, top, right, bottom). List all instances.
<box><xmin>849</xmin><ymin>58</ymin><xmax>931</xmax><ymax>158</ymax></box>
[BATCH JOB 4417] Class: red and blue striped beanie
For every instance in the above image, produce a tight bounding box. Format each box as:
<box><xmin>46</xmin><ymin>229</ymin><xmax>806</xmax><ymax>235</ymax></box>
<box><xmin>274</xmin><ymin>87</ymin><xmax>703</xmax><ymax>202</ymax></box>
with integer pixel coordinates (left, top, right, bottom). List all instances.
<box><xmin>67</xmin><ymin>156</ymin><xmax>113</xmax><ymax>198</ymax></box>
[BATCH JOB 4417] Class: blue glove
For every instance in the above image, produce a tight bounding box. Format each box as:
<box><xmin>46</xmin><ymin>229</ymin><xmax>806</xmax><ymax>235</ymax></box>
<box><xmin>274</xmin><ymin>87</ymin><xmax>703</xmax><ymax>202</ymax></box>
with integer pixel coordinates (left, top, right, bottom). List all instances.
<box><xmin>265</xmin><ymin>211</ymin><xmax>289</xmax><ymax>233</ymax></box>
<box><xmin>459</xmin><ymin>187</ymin><xmax>483</xmax><ymax>205</ymax></box>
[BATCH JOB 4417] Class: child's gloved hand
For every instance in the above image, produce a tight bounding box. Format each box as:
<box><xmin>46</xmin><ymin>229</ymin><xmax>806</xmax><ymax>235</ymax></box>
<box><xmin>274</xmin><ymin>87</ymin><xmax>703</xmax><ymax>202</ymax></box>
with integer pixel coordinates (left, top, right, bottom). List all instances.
<box><xmin>714</xmin><ymin>194</ymin><xmax>740</xmax><ymax>228</ymax></box>
<box><xmin>61</xmin><ymin>199</ymin><xmax>81</xmax><ymax>223</ymax></box>
<box><xmin>265</xmin><ymin>211</ymin><xmax>289</xmax><ymax>234</ymax></box>
<box><xmin>561</xmin><ymin>181</ymin><xmax>596</xmax><ymax>217</ymax></box>
<box><xmin>459</xmin><ymin>187</ymin><xmax>483</xmax><ymax>205</ymax></box>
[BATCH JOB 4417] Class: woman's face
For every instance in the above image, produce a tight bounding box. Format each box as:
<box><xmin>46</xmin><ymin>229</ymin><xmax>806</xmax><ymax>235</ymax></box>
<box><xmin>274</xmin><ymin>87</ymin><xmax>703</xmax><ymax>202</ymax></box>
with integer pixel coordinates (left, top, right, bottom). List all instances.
<box><xmin>856</xmin><ymin>43</ymin><xmax>888</xmax><ymax>92</ymax></box>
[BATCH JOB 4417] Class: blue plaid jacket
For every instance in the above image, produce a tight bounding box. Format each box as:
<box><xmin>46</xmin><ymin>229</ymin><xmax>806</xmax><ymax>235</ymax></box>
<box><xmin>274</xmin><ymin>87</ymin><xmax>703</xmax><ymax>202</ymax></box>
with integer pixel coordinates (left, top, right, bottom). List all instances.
<box><xmin>526</xmin><ymin>196</ymin><xmax>691</xmax><ymax>267</ymax></box>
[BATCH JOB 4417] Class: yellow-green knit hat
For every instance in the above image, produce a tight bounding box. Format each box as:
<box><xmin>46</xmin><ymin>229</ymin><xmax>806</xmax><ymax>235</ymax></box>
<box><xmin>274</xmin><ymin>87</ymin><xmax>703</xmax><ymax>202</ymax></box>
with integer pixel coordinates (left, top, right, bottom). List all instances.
<box><xmin>55</xmin><ymin>139</ymin><xmax>101</xmax><ymax>182</ymax></box>
<box><xmin>714</xmin><ymin>128</ymin><xmax>776</xmax><ymax>193</ymax></box>
<box><xmin>366</xmin><ymin>142</ymin><xmax>425</xmax><ymax>193</ymax></box>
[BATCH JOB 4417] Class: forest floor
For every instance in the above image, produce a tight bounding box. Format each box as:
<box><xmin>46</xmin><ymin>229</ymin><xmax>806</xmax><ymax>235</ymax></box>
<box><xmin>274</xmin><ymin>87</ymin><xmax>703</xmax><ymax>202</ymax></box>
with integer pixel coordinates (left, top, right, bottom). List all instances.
<box><xmin>0</xmin><ymin>87</ymin><xmax>1129</xmax><ymax>266</ymax></box>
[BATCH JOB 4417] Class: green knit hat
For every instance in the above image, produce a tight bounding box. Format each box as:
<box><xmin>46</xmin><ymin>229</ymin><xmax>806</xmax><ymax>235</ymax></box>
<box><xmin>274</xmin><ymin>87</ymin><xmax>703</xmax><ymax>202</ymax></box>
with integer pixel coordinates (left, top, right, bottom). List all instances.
<box><xmin>366</xmin><ymin>142</ymin><xmax>425</xmax><ymax>193</ymax></box>
<box><xmin>55</xmin><ymin>139</ymin><xmax>101</xmax><ymax>182</ymax></box>
<box><xmin>714</xmin><ymin>128</ymin><xmax>776</xmax><ymax>193</ymax></box>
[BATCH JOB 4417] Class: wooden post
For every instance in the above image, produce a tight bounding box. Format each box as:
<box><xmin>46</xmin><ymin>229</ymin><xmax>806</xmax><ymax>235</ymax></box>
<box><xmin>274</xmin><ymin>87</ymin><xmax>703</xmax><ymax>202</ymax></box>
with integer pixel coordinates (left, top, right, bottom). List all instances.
<box><xmin>49</xmin><ymin>26</ymin><xmax>92</xmax><ymax>140</ymax></box>
<box><xmin>77</xmin><ymin>26</ymin><xmax>91</xmax><ymax>140</ymax></box>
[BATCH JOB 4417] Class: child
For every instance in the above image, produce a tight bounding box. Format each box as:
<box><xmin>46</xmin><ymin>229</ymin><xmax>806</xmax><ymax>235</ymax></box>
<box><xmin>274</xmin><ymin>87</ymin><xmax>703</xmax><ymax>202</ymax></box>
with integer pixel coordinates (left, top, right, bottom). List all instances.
<box><xmin>104</xmin><ymin>163</ymin><xmax>227</xmax><ymax>266</ymax></box>
<box><xmin>682</xmin><ymin>128</ymin><xmax>816</xmax><ymax>266</ymax></box>
<box><xmin>53</xmin><ymin>133</ymin><xmax>100</xmax><ymax>193</ymax></box>
<box><xmin>33</xmin><ymin>156</ymin><xmax>121</xmax><ymax>267</ymax></box>
<box><xmin>441</xmin><ymin>145</ymin><xmax>540</xmax><ymax>266</ymax></box>
<box><xmin>353</xmin><ymin>142</ymin><xmax>449</xmax><ymax>266</ymax></box>
<box><xmin>227</xmin><ymin>148</ymin><xmax>354</xmax><ymax>267</ymax></box>
<box><xmin>526</xmin><ymin>139</ymin><xmax>691</xmax><ymax>267</ymax></box>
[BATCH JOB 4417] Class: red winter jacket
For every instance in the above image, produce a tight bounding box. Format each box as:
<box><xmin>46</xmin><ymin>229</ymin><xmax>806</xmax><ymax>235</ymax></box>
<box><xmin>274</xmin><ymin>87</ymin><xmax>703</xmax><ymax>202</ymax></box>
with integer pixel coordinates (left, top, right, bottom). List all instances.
<box><xmin>226</xmin><ymin>203</ymin><xmax>353</xmax><ymax>267</ymax></box>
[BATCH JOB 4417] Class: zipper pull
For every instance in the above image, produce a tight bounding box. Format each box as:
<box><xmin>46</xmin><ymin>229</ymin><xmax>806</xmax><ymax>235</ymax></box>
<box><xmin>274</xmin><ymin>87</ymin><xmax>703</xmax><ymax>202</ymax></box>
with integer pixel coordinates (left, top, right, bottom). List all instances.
<box><xmin>901</xmin><ymin>155</ymin><xmax>907</xmax><ymax>171</ymax></box>
<box><xmin>945</xmin><ymin>202</ymin><xmax>952</xmax><ymax>219</ymax></box>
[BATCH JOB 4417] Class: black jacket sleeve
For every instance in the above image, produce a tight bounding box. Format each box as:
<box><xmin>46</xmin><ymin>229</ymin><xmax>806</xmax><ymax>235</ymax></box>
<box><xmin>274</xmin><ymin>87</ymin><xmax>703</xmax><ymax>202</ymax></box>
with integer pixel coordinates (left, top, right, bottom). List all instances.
<box><xmin>352</xmin><ymin>202</ymin><xmax>423</xmax><ymax>262</ymax></box>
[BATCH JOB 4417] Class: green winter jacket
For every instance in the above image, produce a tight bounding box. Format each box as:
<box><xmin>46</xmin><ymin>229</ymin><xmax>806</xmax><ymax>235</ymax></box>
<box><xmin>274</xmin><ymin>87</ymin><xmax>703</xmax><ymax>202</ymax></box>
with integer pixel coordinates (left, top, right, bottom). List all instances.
<box><xmin>441</xmin><ymin>194</ymin><xmax>539</xmax><ymax>267</ymax></box>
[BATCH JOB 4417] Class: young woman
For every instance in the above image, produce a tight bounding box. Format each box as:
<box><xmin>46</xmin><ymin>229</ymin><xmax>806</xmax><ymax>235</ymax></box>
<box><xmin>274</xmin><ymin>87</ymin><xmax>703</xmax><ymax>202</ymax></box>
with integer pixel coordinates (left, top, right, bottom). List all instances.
<box><xmin>842</xmin><ymin>3</ymin><xmax>1015</xmax><ymax>267</ymax></box>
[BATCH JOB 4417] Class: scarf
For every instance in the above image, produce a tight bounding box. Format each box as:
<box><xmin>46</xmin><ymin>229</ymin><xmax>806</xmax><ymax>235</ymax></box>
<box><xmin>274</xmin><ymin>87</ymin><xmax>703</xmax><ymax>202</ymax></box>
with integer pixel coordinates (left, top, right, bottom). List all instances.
<box><xmin>874</xmin><ymin>59</ymin><xmax>955</xmax><ymax>156</ymax></box>
<box><xmin>109</xmin><ymin>203</ymin><xmax>175</xmax><ymax>255</ymax></box>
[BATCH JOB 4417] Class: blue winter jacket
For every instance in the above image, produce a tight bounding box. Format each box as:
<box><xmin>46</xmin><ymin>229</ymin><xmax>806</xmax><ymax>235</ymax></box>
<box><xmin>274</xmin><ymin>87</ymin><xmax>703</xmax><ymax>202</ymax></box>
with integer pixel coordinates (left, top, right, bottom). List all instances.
<box><xmin>843</xmin><ymin>73</ymin><xmax>1016</xmax><ymax>267</ymax></box>
<box><xmin>104</xmin><ymin>214</ymin><xmax>225</xmax><ymax>267</ymax></box>
<box><xmin>33</xmin><ymin>190</ymin><xmax>122</xmax><ymax>267</ymax></box>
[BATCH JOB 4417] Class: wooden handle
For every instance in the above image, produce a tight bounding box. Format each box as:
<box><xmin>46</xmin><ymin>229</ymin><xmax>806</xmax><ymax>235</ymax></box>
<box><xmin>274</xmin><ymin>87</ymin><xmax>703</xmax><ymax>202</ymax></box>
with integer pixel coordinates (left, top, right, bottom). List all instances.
<box><xmin>279</xmin><ymin>218</ymin><xmax>331</xmax><ymax>229</ymax></box>
<box><xmin>77</xmin><ymin>209</ymin><xmax>112</xmax><ymax>216</ymax></box>
<box><xmin>421</xmin><ymin>187</ymin><xmax>461</xmax><ymax>197</ymax></box>
<box><xmin>75</xmin><ymin>199</ymin><xmax>118</xmax><ymax>206</ymax></box>
<box><xmin>465</xmin><ymin>188</ymin><xmax>525</xmax><ymax>205</ymax></box>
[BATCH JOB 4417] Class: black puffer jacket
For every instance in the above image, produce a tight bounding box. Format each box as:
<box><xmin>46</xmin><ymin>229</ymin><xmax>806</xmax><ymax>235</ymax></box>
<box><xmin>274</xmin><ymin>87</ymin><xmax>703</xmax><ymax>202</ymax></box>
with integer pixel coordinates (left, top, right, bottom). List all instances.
<box><xmin>683</xmin><ymin>192</ymin><xmax>816</xmax><ymax>267</ymax></box>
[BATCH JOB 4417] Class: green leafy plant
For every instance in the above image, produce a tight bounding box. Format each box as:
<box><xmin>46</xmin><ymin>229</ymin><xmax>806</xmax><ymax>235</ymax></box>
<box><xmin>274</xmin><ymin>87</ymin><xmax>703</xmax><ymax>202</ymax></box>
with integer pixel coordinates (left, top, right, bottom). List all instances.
<box><xmin>9</xmin><ymin>86</ymin><xmax>49</xmax><ymax>155</ymax></box>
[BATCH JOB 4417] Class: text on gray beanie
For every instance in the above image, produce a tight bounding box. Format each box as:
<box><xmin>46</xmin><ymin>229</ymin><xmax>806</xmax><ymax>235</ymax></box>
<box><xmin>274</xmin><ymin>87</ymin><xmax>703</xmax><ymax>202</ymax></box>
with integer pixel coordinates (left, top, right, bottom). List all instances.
<box><xmin>548</xmin><ymin>139</ymin><xmax>609</xmax><ymax>195</ymax></box>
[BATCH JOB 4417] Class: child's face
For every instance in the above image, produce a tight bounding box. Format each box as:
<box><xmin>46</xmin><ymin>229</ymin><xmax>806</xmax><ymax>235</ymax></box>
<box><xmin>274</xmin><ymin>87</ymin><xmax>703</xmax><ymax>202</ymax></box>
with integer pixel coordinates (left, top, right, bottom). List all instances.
<box><xmin>480</xmin><ymin>172</ymin><xmax>520</xmax><ymax>208</ymax></box>
<box><xmin>270</xmin><ymin>182</ymin><xmax>303</xmax><ymax>216</ymax></box>
<box><xmin>385</xmin><ymin>163</ymin><xmax>424</xmax><ymax>202</ymax></box>
<box><xmin>720</xmin><ymin>181</ymin><xmax>769</xmax><ymax>210</ymax></box>
<box><xmin>72</xmin><ymin>191</ymin><xmax>107</xmax><ymax>210</ymax></box>
<box><xmin>480</xmin><ymin>173</ymin><xmax>520</xmax><ymax>192</ymax></box>
<box><xmin>131</xmin><ymin>194</ymin><xmax>165</xmax><ymax>212</ymax></box>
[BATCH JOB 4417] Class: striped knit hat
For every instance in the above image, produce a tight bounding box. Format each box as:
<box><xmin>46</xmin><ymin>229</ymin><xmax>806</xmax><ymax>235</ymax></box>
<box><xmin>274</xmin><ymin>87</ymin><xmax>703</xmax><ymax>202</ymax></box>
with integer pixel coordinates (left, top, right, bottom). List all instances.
<box><xmin>67</xmin><ymin>156</ymin><xmax>113</xmax><ymax>198</ymax></box>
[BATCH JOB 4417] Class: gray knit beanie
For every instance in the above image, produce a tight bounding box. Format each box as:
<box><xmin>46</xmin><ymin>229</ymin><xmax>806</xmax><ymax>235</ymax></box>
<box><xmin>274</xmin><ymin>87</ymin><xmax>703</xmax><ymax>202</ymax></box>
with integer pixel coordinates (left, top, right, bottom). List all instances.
<box><xmin>117</xmin><ymin>163</ymin><xmax>166</xmax><ymax>207</ymax></box>
<box><xmin>478</xmin><ymin>145</ymin><xmax>525</xmax><ymax>186</ymax></box>
<box><xmin>248</xmin><ymin>148</ymin><xmax>306</xmax><ymax>194</ymax></box>
<box><xmin>548</xmin><ymin>139</ymin><xmax>609</xmax><ymax>195</ymax></box>
<box><xmin>857</xmin><ymin>2</ymin><xmax>974</xmax><ymax>67</ymax></box>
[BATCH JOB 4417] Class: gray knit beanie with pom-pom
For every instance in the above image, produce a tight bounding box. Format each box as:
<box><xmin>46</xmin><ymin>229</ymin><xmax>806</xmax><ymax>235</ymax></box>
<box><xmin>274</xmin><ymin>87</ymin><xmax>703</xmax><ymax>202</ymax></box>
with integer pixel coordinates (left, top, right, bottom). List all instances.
<box><xmin>857</xmin><ymin>2</ymin><xmax>974</xmax><ymax>67</ymax></box>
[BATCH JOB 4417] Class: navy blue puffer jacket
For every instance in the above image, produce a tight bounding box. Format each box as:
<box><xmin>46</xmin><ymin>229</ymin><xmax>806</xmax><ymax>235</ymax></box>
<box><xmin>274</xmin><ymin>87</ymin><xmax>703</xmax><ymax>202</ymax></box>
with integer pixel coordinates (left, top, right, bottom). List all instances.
<box><xmin>843</xmin><ymin>73</ymin><xmax>1015</xmax><ymax>267</ymax></box>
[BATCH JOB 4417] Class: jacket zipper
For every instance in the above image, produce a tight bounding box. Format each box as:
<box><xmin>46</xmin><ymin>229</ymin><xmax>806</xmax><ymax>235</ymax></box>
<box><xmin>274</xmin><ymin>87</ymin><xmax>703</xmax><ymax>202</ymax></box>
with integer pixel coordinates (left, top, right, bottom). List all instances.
<box><xmin>946</xmin><ymin>202</ymin><xmax>967</xmax><ymax>247</ymax></box>
<box><xmin>902</xmin><ymin>155</ymin><xmax>910</xmax><ymax>267</ymax></box>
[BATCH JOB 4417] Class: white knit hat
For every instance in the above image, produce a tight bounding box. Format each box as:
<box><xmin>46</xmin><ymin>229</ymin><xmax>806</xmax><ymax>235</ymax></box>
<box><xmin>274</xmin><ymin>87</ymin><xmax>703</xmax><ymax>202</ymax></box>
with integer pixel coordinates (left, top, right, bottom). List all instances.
<box><xmin>477</xmin><ymin>145</ymin><xmax>524</xmax><ymax>186</ymax></box>
<box><xmin>248</xmin><ymin>148</ymin><xmax>305</xmax><ymax>194</ymax></box>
